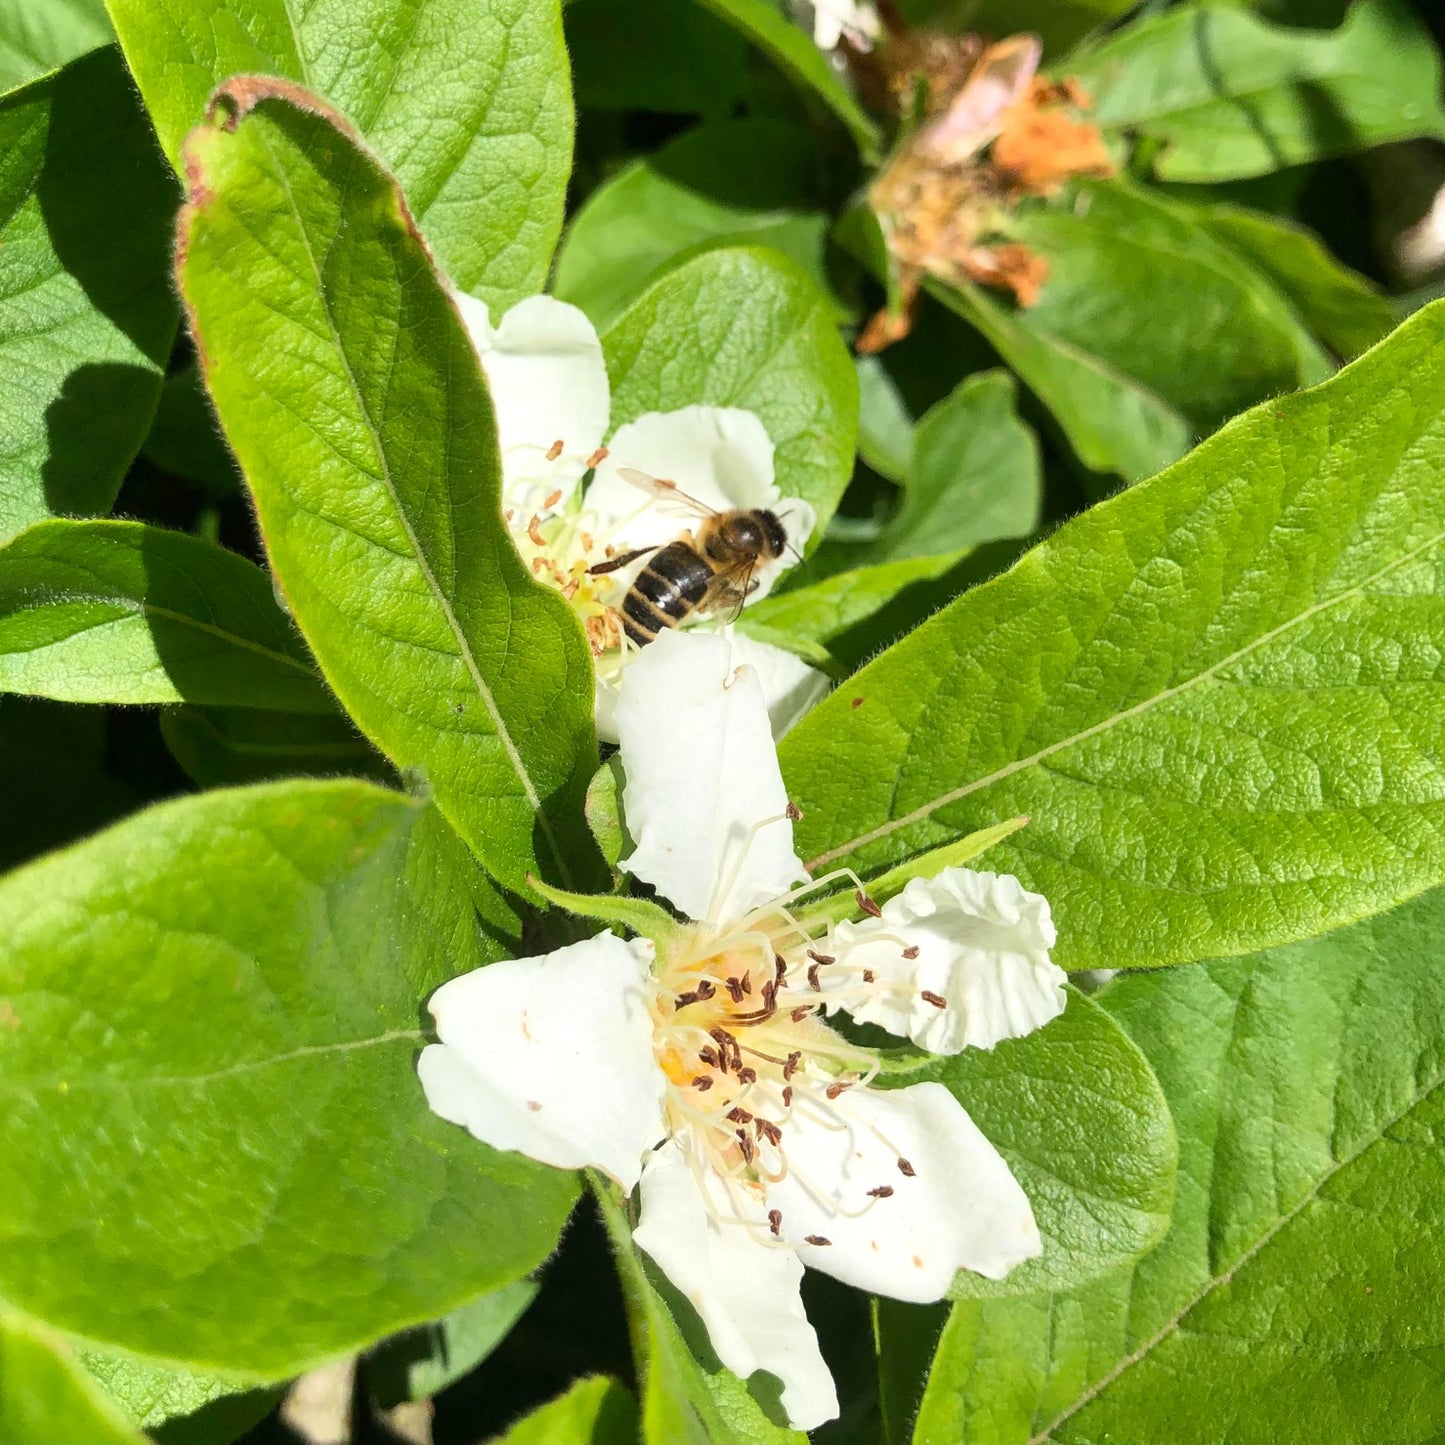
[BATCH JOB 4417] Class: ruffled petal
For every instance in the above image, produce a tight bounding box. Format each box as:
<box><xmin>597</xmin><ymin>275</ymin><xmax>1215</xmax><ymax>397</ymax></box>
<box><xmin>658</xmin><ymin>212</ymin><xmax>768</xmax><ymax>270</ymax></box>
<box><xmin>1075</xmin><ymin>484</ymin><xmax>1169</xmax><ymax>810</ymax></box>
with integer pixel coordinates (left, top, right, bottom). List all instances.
<box><xmin>616</xmin><ymin>628</ymin><xmax>807</xmax><ymax>925</ymax></box>
<box><xmin>456</xmin><ymin>293</ymin><xmax>610</xmax><ymax>513</ymax></box>
<box><xmin>593</xmin><ymin>627</ymin><xmax>829</xmax><ymax>747</ymax></box>
<box><xmin>419</xmin><ymin>933</ymin><xmax>665</xmax><ymax>1188</ymax></box>
<box><xmin>826</xmin><ymin>868</ymin><xmax>1065</xmax><ymax>1054</ymax></box>
<box><xmin>633</xmin><ymin>1141</ymin><xmax>839</xmax><ymax>1432</ymax></box>
<box><xmin>770</xmin><ymin>1081</ymin><xmax>1041</xmax><ymax>1301</ymax></box>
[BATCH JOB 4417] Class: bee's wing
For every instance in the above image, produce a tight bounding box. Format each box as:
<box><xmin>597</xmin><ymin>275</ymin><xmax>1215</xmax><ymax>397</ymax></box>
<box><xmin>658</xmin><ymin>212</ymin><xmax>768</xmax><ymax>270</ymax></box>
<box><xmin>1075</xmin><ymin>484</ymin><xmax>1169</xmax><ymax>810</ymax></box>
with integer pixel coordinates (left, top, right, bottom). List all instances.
<box><xmin>616</xmin><ymin>466</ymin><xmax>720</xmax><ymax>521</ymax></box>
<box><xmin>698</xmin><ymin>553</ymin><xmax>763</xmax><ymax>624</ymax></box>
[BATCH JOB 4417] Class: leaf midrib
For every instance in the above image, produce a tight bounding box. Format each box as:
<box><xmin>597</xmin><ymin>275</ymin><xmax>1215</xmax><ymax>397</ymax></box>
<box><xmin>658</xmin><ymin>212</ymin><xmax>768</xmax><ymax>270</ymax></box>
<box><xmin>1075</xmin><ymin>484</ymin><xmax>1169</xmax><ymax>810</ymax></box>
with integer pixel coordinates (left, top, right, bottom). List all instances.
<box><xmin>1026</xmin><ymin>1058</ymin><xmax>1445</xmax><ymax>1442</ymax></box>
<box><xmin>806</xmin><ymin>523</ymin><xmax>1445</xmax><ymax>871</ymax></box>
<box><xmin>3</xmin><ymin>588</ymin><xmax>318</xmax><ymax>676</ymax></box>
<box><xmin>256</xmin><ymin>126</ymin><xmax>571</xmax><ymax>885</ymax></box>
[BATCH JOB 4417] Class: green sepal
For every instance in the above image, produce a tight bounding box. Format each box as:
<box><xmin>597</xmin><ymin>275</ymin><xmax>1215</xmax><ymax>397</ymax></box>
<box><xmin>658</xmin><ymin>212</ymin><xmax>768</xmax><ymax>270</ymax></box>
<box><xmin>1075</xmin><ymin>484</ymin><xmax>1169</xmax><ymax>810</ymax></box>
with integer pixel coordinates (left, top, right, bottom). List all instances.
<box><xmin>529</xmin><ymin>877</ymin><xmax>680</xmax><ymax>950</ymax></box>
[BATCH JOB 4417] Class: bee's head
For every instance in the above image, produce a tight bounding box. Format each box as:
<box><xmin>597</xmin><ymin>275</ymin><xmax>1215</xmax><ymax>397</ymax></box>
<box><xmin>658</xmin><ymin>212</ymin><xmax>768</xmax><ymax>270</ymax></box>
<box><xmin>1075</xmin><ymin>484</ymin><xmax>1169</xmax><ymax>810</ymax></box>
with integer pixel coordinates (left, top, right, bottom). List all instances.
<box><xmin>758</xmin><ymin>509</ymin><xmax>790</xmax><ymax>560</ymax></box>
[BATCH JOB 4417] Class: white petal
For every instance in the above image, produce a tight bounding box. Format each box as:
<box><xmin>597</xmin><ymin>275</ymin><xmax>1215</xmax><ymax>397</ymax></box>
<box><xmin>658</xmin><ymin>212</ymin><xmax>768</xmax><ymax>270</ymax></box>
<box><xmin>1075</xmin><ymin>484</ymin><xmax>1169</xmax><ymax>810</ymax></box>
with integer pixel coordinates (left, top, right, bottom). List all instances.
<box><xmin>634</xmin><ymin>1141</ymin><xmax>839</xmax><ymax>1432</ymax></box>
<box><xmin>419</xmin><ymin>933</ymin><xmax>665</xmax><ymax>1189</ymax></box>
<box><xmin>458</xmin><ymin>293</ymin><xmax>610</xmax><ymax>513</ymax></box>
<box><xmin>616</xmin><ymin>629</ymin><xmax>807</xmax><ymax>925</ymax></box>
<box><xmin>771</xmin><ymin>1082</ymin><xmax>1041</xmax><ymax>1300</ymax></box>
<box><xmin>828</xmin><ymin>868</ymin><xmax>1065</xmax><ymax>1054</ymax></box>
<box><xmin>588</xmin><ymin>407</ymin><xmax>813</xmax><ymax>603</ymax></box>
<box><xmin>720</xmin><ymin>628</ymin><xmax>831</xmax><ymax>738</ymax></box>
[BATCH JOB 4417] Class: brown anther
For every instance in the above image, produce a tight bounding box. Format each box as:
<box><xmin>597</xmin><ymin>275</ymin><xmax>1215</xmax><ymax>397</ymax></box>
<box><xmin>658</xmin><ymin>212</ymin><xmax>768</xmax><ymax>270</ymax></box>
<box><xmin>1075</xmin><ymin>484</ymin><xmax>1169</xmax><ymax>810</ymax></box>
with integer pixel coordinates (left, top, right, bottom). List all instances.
<box><xmin>781</xmin><ymin>1085</ymin><xmax>793</xmax><ymax>1106</ymax></box>
<box><xmin>785</xmin><ymin>801</ymin><xmax>803</xmax><ymax>821</ymax></box>
<box><xmin>921</xmin><ymin>990</ymin><xmax>947</xmax><ymax>1009</ymax></box>
<box><xmin>768</xmin><ymin>1209</ymin><xmax>783</xmax><ymax>1237</ymax></box>
<box><xmin>774</xmin><ymin>955</ymin><xmax>788</xmax><ymax>982</ymax></box>
<box><xmin>807</xmin><ymin>964</ymin><xmax>822</xmax><ymax>991</ymax></box>
<box><xmin>585</xmin><ymin>446</ymin><xmax>609</xmax><ymax>469</ymax></box>
<box><xmin>828</xmin><ymin>1081</ymin><xmax>855</xmax><ymax>1100</ymax></box>
<box><xmin>784</xmin><ymin>1052</ymin><xmax>801</xmax><ymax>1080</ymax></box>
<box><xmin>791</xmin><ymin>1006</ymin><xmax>811</xmax><ymax>1022</ymax></box>
<box><xmin>807</xmin><ymin>949</ymin><xmax>835</xmax><ymax>966</ymax></box>
<box><xmin>863</xmin><ymin>969</ymin><xmax>876</xmax><ymax>983</ymax></box>
<box><xmin>867</xmin><ymin>1185</ymin><xmax>895</xmax><ymax>1199</ymax></box>
<box><xmin>546</xmin><ymin>438</ymin><xmax>565</xmax><ymax>461</ymax></box>
<box><xmin>725</xmin><ymin>977</ymin><xmax>746</xmax><ymax>1003</ymax></box>
<box><xmin>897</xmin><ymin>1157</ymin><xmax>916</xmax><ymax>1177</ymax></box>
<box><xmin>530</xmin><ymin>557</ymin><xmax>547</xmax><ymax>575</ymax></box>
<box><xmin>728</xmin><ymin>1107</ymin><xmax>753</xmax><ymax>1124</ymax></box>
<box><xmin>855</xmin><ymin>890</ymin><xmax>883</xmax><ymax>918</ymax></box>
<box><xmin>902</xmin><ymin>945</ymin><xmax>920</xmax><ymax>960</ymax></box>
<box><xmin>805</xmin><ymin>1235</ymin><xmax>831</xmax><ymax>1247</ymax></box>
<box><xmin>741</xmin><ymin>974</ymin><xmax>752</xmax><ymax>994</ymax></box>
<box><xmin>738</xmin><ymin>1132</ymin><xmax>756</xmax><ymax>1164</ymax></box>
<box><xmin>760</xmin><ymin>980</ymin><xmax>778</xmax><ymax>1011</ymax></box>
<box><xmin>698</xmin><ymin>1046</ymin><xmax>719</xmax><ymax>1069</ymax></box>
<box><xmin>503</xmin><ymin>508</ymin><xmax>515</xmax><ymax>523</ymax></box>
<box><xmin>580</xmin><ymin>531</ymin><xmax>595</xmax><ymax>552</ymax></box>
<box><xmin>757</xmin><ymin>1118</ymin><xmax>782</xmax><ymax>1146</ymax></box>
<box><xmin>542</xmin><ymin>488</ymin><xmax>563</xmax><ymax>510</ymax></box>
<box><xmin>560</xmin><ymin>579</ymin><xmax>579</xmax><ymax>600</ymax></box>
<box><xmin>692</xmin><ymin>1076</ymin><xmax>713</xmax><ymax>1091</ymax></box>
<box><xmin>737</xmin><ymin>1066</ymin><xmax>757</xmax><ymax>1084</ymax></box>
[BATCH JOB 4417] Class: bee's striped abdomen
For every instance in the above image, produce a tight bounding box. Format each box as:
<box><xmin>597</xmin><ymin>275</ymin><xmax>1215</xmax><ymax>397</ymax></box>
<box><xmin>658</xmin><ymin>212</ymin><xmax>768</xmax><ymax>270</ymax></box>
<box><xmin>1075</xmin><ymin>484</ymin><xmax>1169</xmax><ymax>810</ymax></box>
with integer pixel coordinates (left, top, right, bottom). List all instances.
<box><xmin>622</xmin><ymin>541</ymin><xmax>713</xmax><ymax>646</ymax></box>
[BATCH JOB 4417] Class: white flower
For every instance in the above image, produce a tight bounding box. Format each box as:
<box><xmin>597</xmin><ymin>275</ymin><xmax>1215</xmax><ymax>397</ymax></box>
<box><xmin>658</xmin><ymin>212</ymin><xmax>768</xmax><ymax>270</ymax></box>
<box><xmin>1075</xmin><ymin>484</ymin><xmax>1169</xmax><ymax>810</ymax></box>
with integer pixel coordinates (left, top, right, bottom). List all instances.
<box><xmin>455</xmin><ymin>293</ymin><xmax>825</xmax><ymax>741</ymax></box>
<box><xmin>419</xmin><ymin>629</ymin><xmax>1065</xmax><ymax>1431</ymax></box>
<box><xmin>793</xmin><ymin>0</ymin><xmax>881</xmax><ymax>52</ymax></box>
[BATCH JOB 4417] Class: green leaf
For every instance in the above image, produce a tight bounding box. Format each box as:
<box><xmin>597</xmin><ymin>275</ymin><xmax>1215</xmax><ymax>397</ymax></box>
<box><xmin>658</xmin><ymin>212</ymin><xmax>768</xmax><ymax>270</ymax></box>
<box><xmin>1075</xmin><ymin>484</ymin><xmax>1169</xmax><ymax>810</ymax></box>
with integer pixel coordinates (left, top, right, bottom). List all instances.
<box><xmin>0</xmin><ymin>780</ymin><xmax>572</xmax><ymax>1376</ymax></box>
<box><xmin>105</xmin><ymin>0</ymin><xmax>572</xmax><ymax>311</ymax></box>
<box><xmin>176</xmin><ymin>80</ymin><xmax>598</xmax><ymax>894</ymax></box>
<box><xmin>160</xmin><ymin>704</ymin><xmax>393</xmax><ymax>788</ymax></box>
<box><xmin>0</xmin><ymin>0</ymin><xmax>111</xmax><ymax>91</ymax></box>
<box><xmin>692</xmin><ymin>0</ymin><xmax>881</xmax><ymax>156</ymax></box>
<box><xmin>910</xmin><ymin>987</ymin><xmax>1176</xmax><ymax>1300</ymax></box>
<box><xmin>854</xmin><ymin>356</ymin><xmax>913</xmax><ymax>487</ymax></box>
<box><xmin>529</xmin><ymin>877</ymin><xmax>681</xmax><ymax>951</ymax></box>
<box><xmin>554</xmin><ymin>120</ymin><xmax>845</xmax><ymax>333</ymax></box>
<box><xmin>603</xmin><ymin>247</ymin><xmax>859</xmax><ymax>543</ymax></box>
<box><xmin>1188</xmin><ymin>202</ymin><xmax>1397</xmax><ymax>361</ymax></box>
<box><xmin>593</xmin><ymin>1180</ymin><xmax>805</xmax><ymax>1445</ymax></box>
<box><xmin>740</xmin><ymin>551</ymin><xmax>969</xmax><ymax>664</ymax></box>
<box><xmin>0</xmin><ymin>1312</ymin><xmax>146</xmax><ymax>1445</ymax></box>
<box><xmin>1010</xmin><ymin>180</ymin><xmax>1332</xmax><ymax>433</ymax></box>
<box><xmin>368</xmin><ymin>1279</ymin><xmax>538</xmax><ymax>1407</ymax></box>
<box><xmin>494</xmin><ymin>1375</ymin><xmax>638</xmax><ymax>1445</ymax></box>
<box><xmin>585</xmin><ymin>755</ymin><xmax>629</xmax><ymax>872</ymax></box>
<box><xmin>79</xmin><ymin>1352</ymin><xmax>279</xmax><ymax>1442</ymax></box>
<box><xmin>928</xmin><ymin>280</ymin><xmax>1191</xmax><ymax>485</ymax></box>
<box><xmin>0</xmin><ymin>520</ymin><xmax>332</xmax><ymax>711</ymax></box>
<box><xmin>781</xmin><ymin>301</ymin><xmax>1445</xmax><ymax>972</ymax></box>
<box><xmin>0</xmin><ymin>47</ymin><xmax>178</xmax><ymax>541</ymax></box>
<box><xmin>910</xmin><ymin>887</ymin><xmax>1445</xmax><ymax>1444</ymax></box>
<box><xmin>875</xmin><ymin>371</ymin><xmax>1040</xmax><ymax>561</ymax></box>
<box><xmin>141</xmin><ymin>365</ymin><xmax>238</xmax><ymax>496</ymax></box>
<box><xmin>1069</xmin><ymin>0</ymin><xmax>1445</xmax><ymax>182</ymax></box>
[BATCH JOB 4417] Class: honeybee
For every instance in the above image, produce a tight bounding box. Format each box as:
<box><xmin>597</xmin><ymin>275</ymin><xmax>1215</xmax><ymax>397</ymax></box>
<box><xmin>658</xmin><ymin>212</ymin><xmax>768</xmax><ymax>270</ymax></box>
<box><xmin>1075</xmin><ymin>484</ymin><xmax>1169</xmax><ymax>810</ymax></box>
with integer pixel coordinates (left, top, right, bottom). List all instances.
<box><xmin>588</xmin><ymin>469</ymin><xmax>793</xmax><ymax>648</ymax></box>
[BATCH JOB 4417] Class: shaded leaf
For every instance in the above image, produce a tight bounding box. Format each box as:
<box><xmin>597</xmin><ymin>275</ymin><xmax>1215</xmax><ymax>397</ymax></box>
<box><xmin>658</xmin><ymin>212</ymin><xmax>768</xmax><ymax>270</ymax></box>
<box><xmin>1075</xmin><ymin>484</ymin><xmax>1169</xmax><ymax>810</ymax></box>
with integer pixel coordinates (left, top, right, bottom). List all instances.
<box><xmin>369</xmin><ymin>1280</ymin><xmax>539</xmax><ymax>1407</ymax></box>
<box><xmin>141</xmin><ymin>365</ymin><xmax>238</xmax><ymax>496</ymax></box>
<box><xmin>554</xmin><ymin>119</ymin><xmax>846</xmax><ymax>332</ymax></box>
<box><xmin>1189</xmin><ymin>201</ymin><xmax>1397</xmax><ymax>361</ymax></box>
<box><xmin>107</xmin><ymin>0</ymin><xmax>572</xmax><ymax>310</ymax></box>
<box><xmin>910</xmin><ymin>887</ymin><xmax>1445</xmax><ymax>1443</ymax></box>
<box><xmin>0</xmin><ymin>47</ymin><xmax>178</xmax><ymax>541</ymax></box>
<box><xmin>493</xmin><ymin>1375</ymin><xmax>638</xmax><ymax>1445</ymax></box>
<box><xmin>781</xmin><ymin>302</ymin><xmax>1445</xmax><ymax>971</ymax></box>
<box><xmin>0</xmin><ymin>520</ymin><xmax>332</xmax><ymax>711</ymax></box>
<box><xmin>0</xmin><ymin>781</ymin><xmax>569</xmax><ymax>1375</ymax></box>
<box><xmin>693</xmin><ymin>0</ymin><xmax>881</xmax><ymax>156</ymax></box>
<box><xmin>603</xmin><ymin>247</ymin><xmax>859</xmax><ymax>542</ymax></box>
<box><xmin>1070</xmin><ymin>0</ymin><xmax>1445</xmax><ymax>181</ymax></box>
<box><xmin>80</xmin><ymin>1352</ymin><xmax>279</xmax><ymax>1443</ymax></box>
<box><xmin>177</xmin><ymin>81</ymin><xmax>598</xmax><ymax>894</ymax></box>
